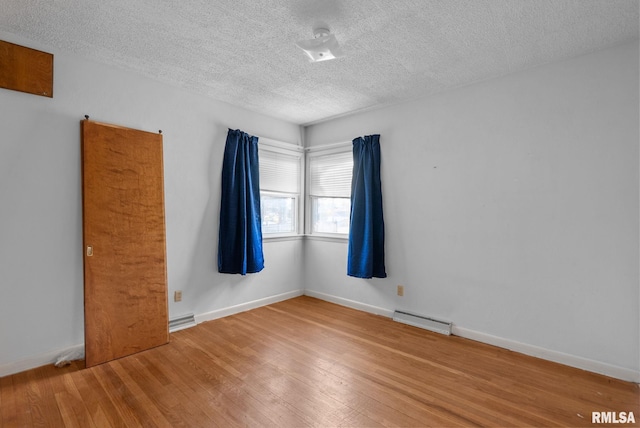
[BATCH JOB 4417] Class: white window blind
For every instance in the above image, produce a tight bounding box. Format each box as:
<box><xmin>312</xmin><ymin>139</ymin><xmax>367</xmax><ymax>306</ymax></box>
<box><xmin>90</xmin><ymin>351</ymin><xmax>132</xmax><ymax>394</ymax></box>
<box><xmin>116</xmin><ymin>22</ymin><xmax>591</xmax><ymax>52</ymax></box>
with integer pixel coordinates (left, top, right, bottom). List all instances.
<box><xmin>309</xmin><ymin>151</ymin><xmax>352</xmax><ymax>197</ymax></box>
<box><xmin>259</xmin><ymin>149</ymin><xmax>300</xmax><ymax>194</ymax></box>
<box><xmin>259</xmin><ymin>143</ymin><xmax>302</xmax><ymax>236</ymax></box>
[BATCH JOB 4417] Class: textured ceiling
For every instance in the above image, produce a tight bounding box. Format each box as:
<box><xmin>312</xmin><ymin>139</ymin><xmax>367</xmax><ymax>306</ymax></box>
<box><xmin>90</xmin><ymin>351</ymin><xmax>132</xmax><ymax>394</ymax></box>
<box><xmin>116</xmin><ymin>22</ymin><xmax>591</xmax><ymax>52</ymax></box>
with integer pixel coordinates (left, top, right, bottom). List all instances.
<box><xmin>0</xmin><ymin>0</ymin><xmax>638</xmax><ymax>125</ymax></box>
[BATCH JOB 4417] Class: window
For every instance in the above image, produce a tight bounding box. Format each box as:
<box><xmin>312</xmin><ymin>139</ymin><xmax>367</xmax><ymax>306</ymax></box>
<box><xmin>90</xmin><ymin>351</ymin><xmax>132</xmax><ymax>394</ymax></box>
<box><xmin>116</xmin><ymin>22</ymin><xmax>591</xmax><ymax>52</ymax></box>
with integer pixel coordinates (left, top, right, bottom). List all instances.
<box><xmin>261</xmin><ymin>193</ymin><xmax>296</xmax><ymax>234</ymax></box>
<box><xmin>259</xmin><ymin>142</ymin><xmax>303</xmax><ymax>236</ymax></box>
<box><xmin>311</xmin><ymin>197</ymin><xmax>350</xmax><ymax>234</ymax></box>
<box><xmin>307</xmin><ymin>147</ymin><xmax>353</xmax><ymax>236</ymax></box>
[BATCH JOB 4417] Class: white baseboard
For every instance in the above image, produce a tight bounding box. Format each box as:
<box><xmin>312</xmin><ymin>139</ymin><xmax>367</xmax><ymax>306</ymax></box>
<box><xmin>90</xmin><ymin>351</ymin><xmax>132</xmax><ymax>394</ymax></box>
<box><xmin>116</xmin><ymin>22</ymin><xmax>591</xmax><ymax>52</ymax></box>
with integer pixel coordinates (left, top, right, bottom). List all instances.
<box><xmin>4</xmin><ymin>289</ymin><xmax>637</xmax><ymax>384</ymax></box>
<box><xmin>0</xmin><ymin>344</ymin><xmax>84</xmax><ymax>378</ymax></box>
<box><xmin>306</xmin><ymin>290</ymin><xmax>640</xmax><ymax>383</ymax></box>
<box><xmin>452</xmin><ymin>326</ymin><xmax>640</xmax><ymax>383</ymax></box>
<box><xmin>304</xmin><ymin>289</ymin><xmax>394</xmax><ymax>318</ymax></box>
<box><xmin>195</xmin><ymin>289</ymin><xmax>305</xmax><ymax>324</ymax></box>
<box><xmin>0</xmin><ymin>290</ymin><xmax>304</xmax><ymax>378</ymax></box>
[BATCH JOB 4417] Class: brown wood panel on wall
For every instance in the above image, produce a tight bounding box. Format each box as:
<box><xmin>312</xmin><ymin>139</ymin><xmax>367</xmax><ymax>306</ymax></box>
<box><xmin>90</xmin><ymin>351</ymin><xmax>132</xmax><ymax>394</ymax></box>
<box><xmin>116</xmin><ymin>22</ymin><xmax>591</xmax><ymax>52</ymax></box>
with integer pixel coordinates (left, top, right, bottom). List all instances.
<box><xmin>0</xmin><ymin>40</ymin><xmax>53</xmax><ymax>97</ymax></box>
<box><xmin>81</xmin><ymin>119</ymin><xmax>169</xmax><ymax>368</ymax></box>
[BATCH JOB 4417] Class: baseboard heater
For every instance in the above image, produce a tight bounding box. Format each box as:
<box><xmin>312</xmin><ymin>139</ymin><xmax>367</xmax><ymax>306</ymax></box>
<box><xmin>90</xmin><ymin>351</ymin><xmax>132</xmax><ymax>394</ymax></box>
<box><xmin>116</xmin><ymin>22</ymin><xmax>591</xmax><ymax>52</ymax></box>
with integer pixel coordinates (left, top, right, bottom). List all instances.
<box><xmin>169</xmin><ymin>313</ymin><xmax>196</xmax><ymax>332</ymax></box>
<box><xmin>393</xmin><ymin>310</ymin><xmax>452</xmax><ymax>336</ymax></box>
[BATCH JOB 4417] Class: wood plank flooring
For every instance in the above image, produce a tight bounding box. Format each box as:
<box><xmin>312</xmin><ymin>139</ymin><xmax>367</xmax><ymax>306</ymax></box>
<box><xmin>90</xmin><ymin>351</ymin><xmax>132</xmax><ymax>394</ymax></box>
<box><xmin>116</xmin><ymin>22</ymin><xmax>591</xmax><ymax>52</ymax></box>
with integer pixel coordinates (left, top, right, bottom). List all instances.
<box><xmin>1</xmin><ymin>296</ymin><xmax>638</xmax><ymax>427</ymax></box>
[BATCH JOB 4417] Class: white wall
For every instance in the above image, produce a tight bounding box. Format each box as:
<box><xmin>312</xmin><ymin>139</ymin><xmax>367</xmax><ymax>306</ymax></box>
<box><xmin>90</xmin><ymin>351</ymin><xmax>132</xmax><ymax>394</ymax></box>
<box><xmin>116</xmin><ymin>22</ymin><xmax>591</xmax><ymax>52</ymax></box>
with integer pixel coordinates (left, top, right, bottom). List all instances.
<box><xmin>0</xmin><ymin>32</ymin><xmax>303</xmax><ymax>375</ymax></box>
<box><xmin>1</xmin><ymin>31</ymin><xmax>637</xmax><ymax>382</ymax></box>
<box><xmin>304</xmin><ymin>41</ymin><xmax>639</xmax><ymax>379</ymax></box>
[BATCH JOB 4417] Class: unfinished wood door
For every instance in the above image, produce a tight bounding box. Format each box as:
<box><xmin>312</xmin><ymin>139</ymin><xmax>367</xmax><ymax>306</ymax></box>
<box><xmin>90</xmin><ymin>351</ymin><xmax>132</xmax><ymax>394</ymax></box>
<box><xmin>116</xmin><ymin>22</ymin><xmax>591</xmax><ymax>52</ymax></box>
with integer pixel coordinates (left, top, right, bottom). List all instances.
<box><xmin>82</xmin><ymin>119</ymin><xmax>168</xmax><ymax>368</ymax></box>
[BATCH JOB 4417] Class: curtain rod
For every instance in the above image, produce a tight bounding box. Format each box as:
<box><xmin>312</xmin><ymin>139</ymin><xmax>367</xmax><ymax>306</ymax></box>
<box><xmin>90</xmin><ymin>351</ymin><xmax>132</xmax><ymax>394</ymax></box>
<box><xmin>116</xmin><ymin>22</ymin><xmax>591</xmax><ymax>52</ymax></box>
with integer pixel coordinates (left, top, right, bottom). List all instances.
<box><xmin>304</xmin><ymin>140</ymin><xmax>351</xmax><ymax>152</ymax></box>
<box><xmin>259</xmin><ymin>137</ymin><xmax>303</xmax><ymax>151</ymax></box>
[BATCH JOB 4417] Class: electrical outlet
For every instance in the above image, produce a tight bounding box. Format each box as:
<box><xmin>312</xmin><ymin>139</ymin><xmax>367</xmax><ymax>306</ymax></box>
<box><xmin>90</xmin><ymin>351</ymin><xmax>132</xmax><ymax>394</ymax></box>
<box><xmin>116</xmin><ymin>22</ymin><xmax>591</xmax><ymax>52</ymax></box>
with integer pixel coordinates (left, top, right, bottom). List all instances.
<box><xmin>174</xmin><ymin>290</ymin><xmax>182</xmax><ymax>302</ymax></box>
<box><xmin>397</xmin><ymin>285</ymin><xmax>404</xmax><ymax>297</ymax></box>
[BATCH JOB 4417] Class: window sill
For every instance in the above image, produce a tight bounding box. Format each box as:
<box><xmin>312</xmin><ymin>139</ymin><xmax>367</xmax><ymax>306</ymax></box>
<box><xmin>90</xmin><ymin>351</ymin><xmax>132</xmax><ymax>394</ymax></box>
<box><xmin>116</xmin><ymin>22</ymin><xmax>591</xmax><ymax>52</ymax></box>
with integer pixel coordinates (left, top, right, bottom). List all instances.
<box><xmin>304</xmin><ymin>234</ymin><xmax>348</xmax><ymax>243</ymax></box>
<box><xmin>263</xmin><ymin>234</ymin><xmax>304</xmax><ymax>242</ymax></box>
<box><xmin>262</xmin><ymin>234</ymin><xmax>349</xmax><ymax>243</ymax></box>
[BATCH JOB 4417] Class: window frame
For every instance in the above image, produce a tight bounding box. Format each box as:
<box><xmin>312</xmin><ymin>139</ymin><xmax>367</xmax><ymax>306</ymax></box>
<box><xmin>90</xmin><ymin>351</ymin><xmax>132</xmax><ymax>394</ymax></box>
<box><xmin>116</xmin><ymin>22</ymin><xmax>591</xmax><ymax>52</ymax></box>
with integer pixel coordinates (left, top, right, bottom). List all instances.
<box><xmin>260</xmin><ymin>191</ymin><xmax>299</xmax><ymax>235</ymax></box>
<box><xmin>305</xmin><ymin>142</ymin><xmax>353</xmax><ymax>240</ymax></box>
<box><xmin>258</xmin><ymin>138</ymin><xmax>304</xmax><ymax>239</ymax></box>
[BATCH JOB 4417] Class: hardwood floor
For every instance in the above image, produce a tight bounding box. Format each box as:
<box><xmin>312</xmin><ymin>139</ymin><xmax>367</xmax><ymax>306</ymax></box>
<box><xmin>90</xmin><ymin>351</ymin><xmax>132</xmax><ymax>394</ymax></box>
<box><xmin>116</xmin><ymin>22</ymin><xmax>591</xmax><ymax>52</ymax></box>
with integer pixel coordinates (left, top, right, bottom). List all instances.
<box><xmin>1</xmin><ymin>296</ymin><xmax>638</xmax><ymax>427</ymax></box>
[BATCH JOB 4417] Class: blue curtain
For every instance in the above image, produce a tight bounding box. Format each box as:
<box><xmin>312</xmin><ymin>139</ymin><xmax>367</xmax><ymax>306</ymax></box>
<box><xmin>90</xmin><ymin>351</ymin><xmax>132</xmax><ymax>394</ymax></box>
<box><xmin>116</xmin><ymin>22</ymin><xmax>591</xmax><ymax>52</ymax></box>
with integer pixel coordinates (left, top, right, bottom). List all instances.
<box><xmin>218</xmin><ymin>129</ymin><xmax>264</xmax><ymax>275</ymax></box>
<box><xmin>348</xmin><ymin>134</ymin><xmax>386</xmax><ymax>278</ymax></box>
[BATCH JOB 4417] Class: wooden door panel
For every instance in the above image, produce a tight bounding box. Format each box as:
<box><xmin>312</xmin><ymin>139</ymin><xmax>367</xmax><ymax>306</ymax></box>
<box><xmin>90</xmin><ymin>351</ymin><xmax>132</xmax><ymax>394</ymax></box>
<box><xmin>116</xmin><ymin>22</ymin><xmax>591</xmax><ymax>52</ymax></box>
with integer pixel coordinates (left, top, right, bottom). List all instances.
<box><xmin>82</xmin><ymin>120</ymin><xmax>168</xmax><ymax>368</ymax></box>
<box><xmin>0</xmin><ymin>40</ymin><xmax>53</xmax><ymax>97</ymax></box>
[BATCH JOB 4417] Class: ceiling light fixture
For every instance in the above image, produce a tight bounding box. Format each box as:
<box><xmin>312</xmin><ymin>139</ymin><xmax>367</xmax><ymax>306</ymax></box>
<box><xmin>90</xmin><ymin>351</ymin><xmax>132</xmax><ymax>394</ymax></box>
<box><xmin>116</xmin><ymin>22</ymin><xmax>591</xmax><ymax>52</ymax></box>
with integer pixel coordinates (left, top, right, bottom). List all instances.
<box><xmin>296</xmin><ymin>27</ymin><xmax>344</xmax><ymax>63</ymax></box>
